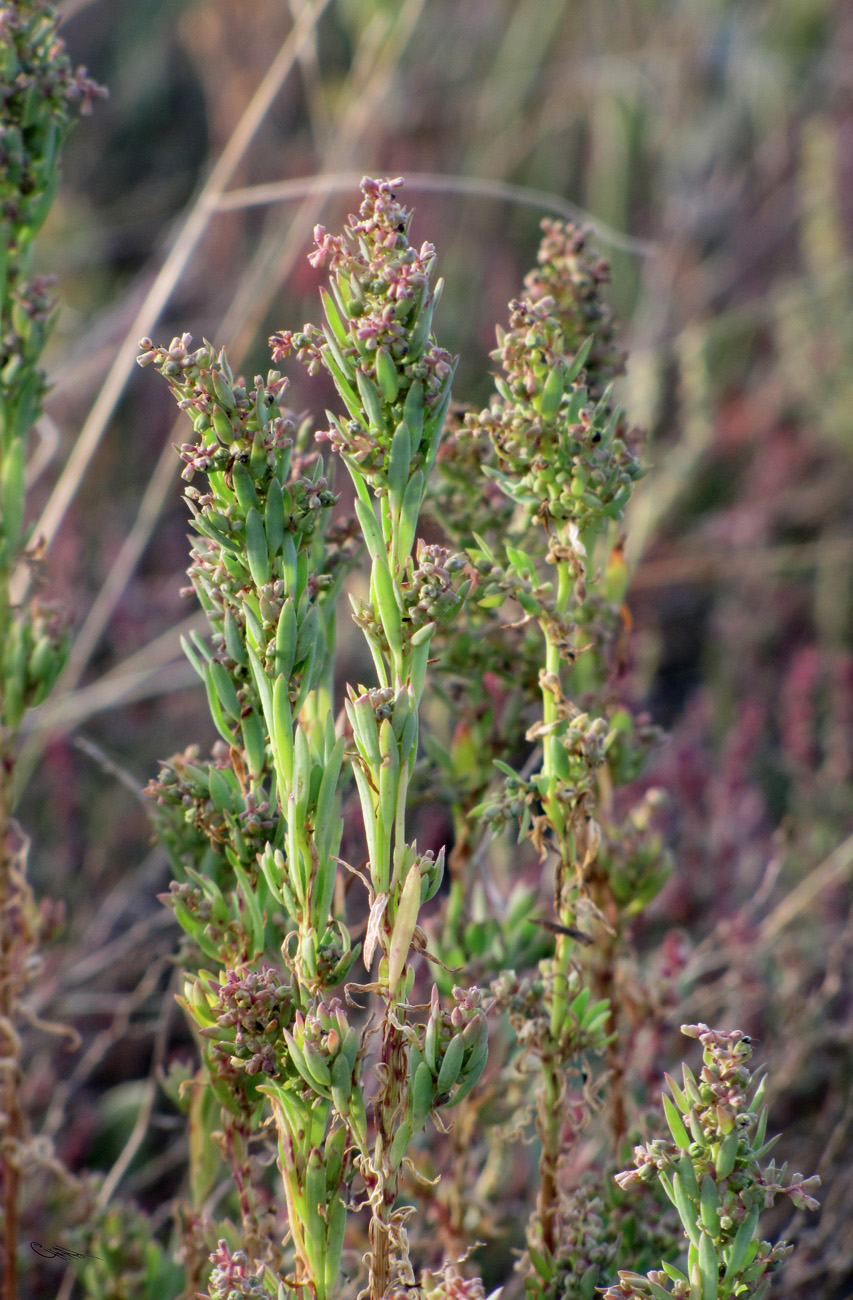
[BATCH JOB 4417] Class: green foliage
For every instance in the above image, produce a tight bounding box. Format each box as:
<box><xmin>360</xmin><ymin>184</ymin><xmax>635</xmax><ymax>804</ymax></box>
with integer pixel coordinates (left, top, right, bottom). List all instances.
<box><xmin>142</xmin><ymin>179</ymin><xmax>818</xmax><ymax>1300</ymax></box>
<box><xmin>605</xmin><ymin>1025</ymin><xmax>820</xmax><ymax>1300</ymax></box>
<box><xmin>5</xmin><ymin>5</ymin><xmax>851</xmax><ymax>1300</ymax></box>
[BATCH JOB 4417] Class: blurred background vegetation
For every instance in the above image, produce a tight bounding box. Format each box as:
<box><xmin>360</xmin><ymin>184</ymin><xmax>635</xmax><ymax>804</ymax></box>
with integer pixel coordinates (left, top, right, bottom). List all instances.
<box><xmin>18</xmin><ymin>0</ymin><xmax>853</xmax><ymax>1295</ymax></box>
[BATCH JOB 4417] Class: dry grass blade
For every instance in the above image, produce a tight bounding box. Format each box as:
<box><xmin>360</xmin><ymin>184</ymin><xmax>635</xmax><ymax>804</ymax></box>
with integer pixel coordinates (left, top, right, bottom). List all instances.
<box><xmin>218</xmin><ymin>0</ymin><xmax>427</xmax><ymax>358</ymax></box>
<box><xmin>214</xmin><ymin>171</ymin><xmax>658</xmax><ymax>256</ymax></box>
<box><xmin>759</xmin><ymin>832</ymin><xmax>853</xmax><ymax>944</ymax></box>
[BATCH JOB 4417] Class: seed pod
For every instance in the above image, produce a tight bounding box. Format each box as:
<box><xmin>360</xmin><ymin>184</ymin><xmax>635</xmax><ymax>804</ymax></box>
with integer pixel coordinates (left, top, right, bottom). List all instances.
<box><xmin>403</xmin><ymin>379</ymin><xmax>424</xmax><ymax>451</ymax></box>
<box><xmin>341</xmin><ymin>1025</ymin><xmax>360</xmax><ymax>1072</ymax></box>
<box><xmin>324</xmin><ymin>1194</ymin><xmax>348</xmax><ymax>1297</ymax></box>
<box><xmin>300</xmin><ymin>928</ymin><xmax>318</xmax><ymax>981</ymax></box>
<box><xmin>697</xmin><ymin>1230</ymin><xmax>718</xmax><ymax>1300</ymax></box>
<box><xmin>424</xmin><ymin>1010</ymin><xmax>439</xmax><ymax>1073</ymax></box>
<box><xmin>374</xmin><ymin>558</ymin><xmax>403</xmax><ymax>656</ymax></box>
<box><xmin>232</xmin><ymin>459</ymin><xmax>260</xmax><ymax>513</ymax></box>
<box><xmin>294</xmin><ymin>601</ymin><xmax>320</xmax><ymax>667</ymax></box>
<box><xmin>356</xmin><ymin>368</ymin><xmax>387</xmax><ymax>435</ymax></box>
<box><xmin>539</xmin><ymin>359</ymin><xmax>565</xmax><ymax>418</ymax></box>
<box><xmin>378</xmin><ymin>719</ymin><xmax>400</xmax><ymax>839</ymax></box>
<box><xmin>715</xmin><ymin>1130</ymin><xmax>740</xmax><ymax>1180</ymax></box>
<box><xmin>699</xmin><ymin>1172</ymin><xmax>720</xmax><ymax>1236</ymax></box>
<box><xmin>212</xmin><ymin>369</ymin><xmax>236</xmax><ymax>411</ymax></box>
<box><xmin>387</xmin><ymin>863</ymin><xmax>421</xmax><ymax>995</ymax></box>
<box><xmin>301</xmin><ymin>1038</ymin><xmax>333</xmax><ymax>1091</ymax></box>
<box><xmin>387</xmin><ymin>420</ymin><xmax>411</xmax><ymax>511</ymax></box>
<box><xmin>241</xmin><ymin>708</ymin><xmax>266</xmax><ymax>778</ymax></box>
<box><xmin>275</xmin><ymin>597</ymin><xmax>298</xmax><ymax>680</ymax></box>
<box><xmin>436</xmin><ymin>1031</ymin><xmax>465</xmax><ymax>1095</ymax></box>
<box><xmin>671</xmin><ymin>1172</ymin><xmax>700</xmax><ymax>1247</ymax></box>
<box><xmin>284</xmin><ymin>1031</ymin><xmax>326</xmax><ymax>1094</ymax></box>
<box><xmin>445</xmin><ymin>1036</ymin><xmax>488</xmax><ymax>1108</ymax></box>
<box><xmin>375</xmin><ymin>347</ymin><xmax>400</xmax><ymax>403</ymax></box>
<box><xmin>664</xmin><ymin>1093</ymin><xmax>690</xmax><ymax>1150</ymax></box>
<box><xmin>245</xmin><ymin>507</ymin><xmax>270</xmax><ymax>587</ymax></box>
<box><xmin>265</xmin><ymin>477</ymin><xmax>285</xmax><ymax>557</ymax></box>
<box><xmin>410</xmin><ymin>1059</ymin><xmax>434</xmax><ymax>1130</ymax></box>
<box><xmin>460</xmin><ymin>1011</ymin><xmax>488</xmax><ymax>1061</ymax></box>
<box><xmin>354</xmin><ymin>496</ymin><xmax>385</xmax><ymax>563</ymax></box>
<box><xmin>388</xmin><ymin>1117</ymin><xmax>413</xmax><ymax>1169</ymax></box>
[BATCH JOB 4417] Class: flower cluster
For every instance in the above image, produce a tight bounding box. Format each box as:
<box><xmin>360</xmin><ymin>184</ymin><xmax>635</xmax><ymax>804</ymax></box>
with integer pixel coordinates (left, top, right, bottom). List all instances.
<box><xmin>0</xmin><ymin>2</ymin><xmax>106</xmax><ymax>233</ymax></box>
<box><xmin>419</xmin><ymin>984</ymin><xmax>492</xmax><ymax>1109</ymax></box>
<box><xmin>200</xmin><ymin>966</ymin><xmax>295</xmax><ymax>1079</ymax></box>
<box><xmin>604</xmin><ymin>1025</ymin><xmax>820</xmax><ymax>1300</ymax></box>
<box><xmin>137</xmin><ymin>335</ymin><xmax>296</xmax><ymax>485</ymax></box>
<box><xmin>417</xmin><ymin>1263</ymin><xmax>489</xmax><ymax>1300</ymax></box>
<box><xmin>523</xmin><ymin>220</ymin><xmax>624</xmax><ymax>398</ymax></box>
<box><xmin>402</xmin><ymin>542</ymin><xmax>467</xmax><ymax>628</ymax></box>
<box><xmin>1</xmin><ymin>598</ymin><xmax>68</xmax><ymax>730</ymax></box>
<box><xmin>466</xmin><ymin>292</ymin><xmax>642</xmax><ymax>537</ymax></box>
<box><xmin>272</xmin><ymin>177</ymin><xmax>455</xmax><ymax>488</ymax></box>
<box><xmin>200</xmin><ymin>1240</ymin><xmax>274</xmax><ymax>1300</ymax></box>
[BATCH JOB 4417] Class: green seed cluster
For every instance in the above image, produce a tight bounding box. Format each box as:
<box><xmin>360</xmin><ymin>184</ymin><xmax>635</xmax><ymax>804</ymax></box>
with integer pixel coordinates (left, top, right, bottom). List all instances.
<box><xmin>200</xmin><ymin>1241</ymin><xmax>275</xmax><ymax>1300</ymax></box>
<box><xmin>271</xmin><ymin>177</ymin><xmax>455</xmax><ymax>493</ymax></box>
<box><xmin>468</xmin><ymin>295</ymin><xmax>643</xmax><ymax>534</ymax></box>
<box><xmin>606</xmin><ymin>1025</ymin><xmax>820</xmax><ymax>1300</ymax></box>
<box><xmin>2</xmin><ymin>2</ymin><xmax>104</xmax><ymax>722</ymax></box>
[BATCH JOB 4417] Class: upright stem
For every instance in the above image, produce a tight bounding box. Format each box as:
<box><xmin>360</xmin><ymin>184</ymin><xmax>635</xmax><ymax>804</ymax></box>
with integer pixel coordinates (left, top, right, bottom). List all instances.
<box><xmin>535</xmin><ymin>554</ymin><xmax>575</xmax><ymax>1258</ymax></box>
<box><xmin>0</xmin><ymin>763</ymin><xmax>21</xmax><ymax>1300</ymax></box>
<box><xmin>368</xmin><ymin>1010</ymin><xmax>408</xmax><ymax>1300</ymax></box>
<box><xmin>535</xmin><ymin>531</ymin><xmax>603</xmax><ymax>1257</ymax></box>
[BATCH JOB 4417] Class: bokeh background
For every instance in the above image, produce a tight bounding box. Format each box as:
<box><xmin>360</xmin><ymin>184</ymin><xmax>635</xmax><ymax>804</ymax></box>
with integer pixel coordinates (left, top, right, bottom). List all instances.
<box><xmin>19</xmin><ymin>0</ymin><xmax>853</xmax><ymax>1296</ymax></box>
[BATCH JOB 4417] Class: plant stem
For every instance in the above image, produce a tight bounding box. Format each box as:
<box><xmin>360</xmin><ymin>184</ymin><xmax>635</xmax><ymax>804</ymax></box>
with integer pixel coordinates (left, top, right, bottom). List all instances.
<box><xmin>0</xmin><ymin>763</ymin><xmax>21</xmax><ymax>1300</ymax></box>
<box><xmin>368</xmin><ymin>1011</ymin><xmax>408</xmax><ymax>1300</ymax></box>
